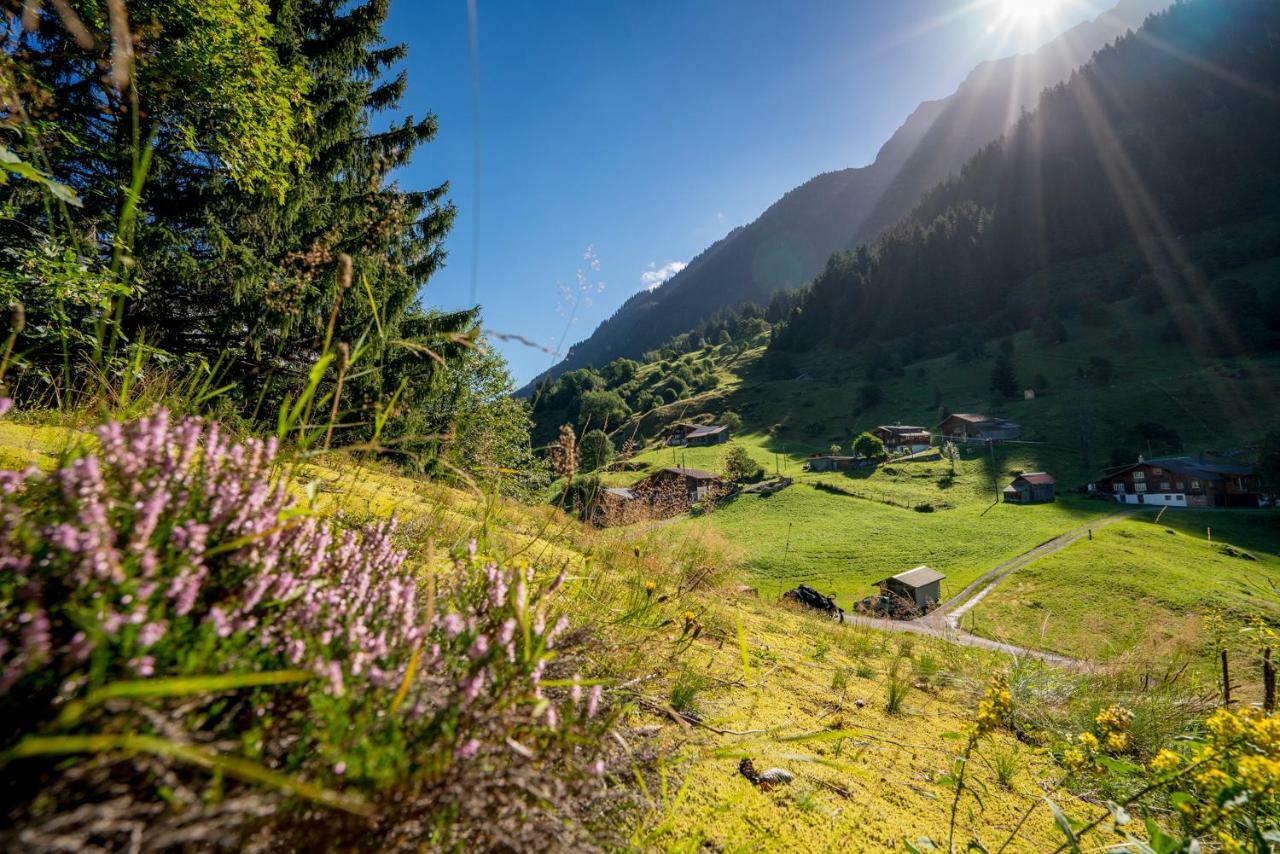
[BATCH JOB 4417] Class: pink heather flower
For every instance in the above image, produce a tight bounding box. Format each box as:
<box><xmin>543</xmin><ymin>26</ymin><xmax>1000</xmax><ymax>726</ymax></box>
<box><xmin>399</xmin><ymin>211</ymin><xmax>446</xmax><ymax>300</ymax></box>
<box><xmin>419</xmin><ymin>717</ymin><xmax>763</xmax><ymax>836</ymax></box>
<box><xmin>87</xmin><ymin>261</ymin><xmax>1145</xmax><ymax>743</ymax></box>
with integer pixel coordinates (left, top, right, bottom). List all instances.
<box><xmin>546</xmin><ymin>705</ymin><xmax>558</xmax><ymax>729</ymax></box>
<box><xmin>547</xmin><ymin>569</ymin><xmax>566</xmax><ymax>594</ymax></box>
<box><xmin>208</xmin><ymin>607</ymin><xmax>233</xmax><ymax>638</ymax></box>
<box><xmin>591</xmin><ymin>759</ymin><xmax>605</xmax><ymax>777</ymax></box>
<box><xmin>333</xmin><ymin>761</ymin><xmax>347</xmax><ymax>776</ymax></box>
<box><xmin>587</xmin><ymin>684</ymin><xmax>602</xmax><ymax>719</ymax></box>
<box><xmin>441</xmin><ymin>612</ymin><xmax>464</xmax><ymax>639</ymax></box>
<box><xmin>326</xmin><ymin>661</ymin><xmax>345</xmax><ymax>697</ymax></box>
<box><xmin>467</xmin><ymin>634</ymin><xmax>490</xmax><ymax>661</ymax></box>
<box><xmin>570</xmin><ymin>675</ymin><xmax>582</xmax><ymax>705</ymax></box>
<box><xmin>461</xmin><ymin>670</ymin><xmax>486</xmax><ymax>705</ymax></box>
<box><xmin>455</xmin><ymin>739</ymin><xmax>480</xmax><ymax>761</ymax></box>
<box><xmin>0</xmin><ymin>397</ymin><xmax>12</xmax><ymax>418</ymax></box>
<box><xmin>130</xmin><ymin>656</ymin><xmax>155</xmax><ymax>677</ymax></box>
<box><xmin>138</xmin><ymin>621</ymin><xmax>167</xmax><ymax>647</ymax></box>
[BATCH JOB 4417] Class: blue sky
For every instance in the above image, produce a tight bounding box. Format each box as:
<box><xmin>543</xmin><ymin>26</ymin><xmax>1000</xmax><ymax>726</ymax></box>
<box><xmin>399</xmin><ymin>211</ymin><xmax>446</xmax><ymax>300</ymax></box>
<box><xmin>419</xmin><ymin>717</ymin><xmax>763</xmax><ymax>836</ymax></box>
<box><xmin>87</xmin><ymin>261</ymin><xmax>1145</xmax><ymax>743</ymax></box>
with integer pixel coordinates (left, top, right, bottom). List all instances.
<box><xmin>386</xmin><ymin>1</ymin><xmax>1108</xmax><ymax>386</ymax></box>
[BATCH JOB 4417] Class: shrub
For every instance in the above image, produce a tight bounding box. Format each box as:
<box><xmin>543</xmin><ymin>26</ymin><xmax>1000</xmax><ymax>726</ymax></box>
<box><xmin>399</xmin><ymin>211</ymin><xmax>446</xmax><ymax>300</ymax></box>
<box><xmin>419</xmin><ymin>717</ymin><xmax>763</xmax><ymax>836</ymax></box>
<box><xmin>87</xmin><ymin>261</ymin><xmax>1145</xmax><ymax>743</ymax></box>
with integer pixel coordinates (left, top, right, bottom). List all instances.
<box><xmin>852</xmin><ymin>431</ymin><xmax>886</xmax><ymax>460</ymax></box>
<box><xmin>0</xmin><ymin>411</ymin><xmax>608</xmax><ymax>847</ymax></box>
<box><xmin>885</xmin><ymin>661</ymin><xmax>911</xmax><ymax>715</ymax></box>
<box><xmin>579</xmin><ymin>428</ymin><xmax>614</xmax><ymax>472</ymax></box>
<box><xmin>723</xmin><ymin>445</ymin><xmax>763</xmax><ymax>483</ymax></box>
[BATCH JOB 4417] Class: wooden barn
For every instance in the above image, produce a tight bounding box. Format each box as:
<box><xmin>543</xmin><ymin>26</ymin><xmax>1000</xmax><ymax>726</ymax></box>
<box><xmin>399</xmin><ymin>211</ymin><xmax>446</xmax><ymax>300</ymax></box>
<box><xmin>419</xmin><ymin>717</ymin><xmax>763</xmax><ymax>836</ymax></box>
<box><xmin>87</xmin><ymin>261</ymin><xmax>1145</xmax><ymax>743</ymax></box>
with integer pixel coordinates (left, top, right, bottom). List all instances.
<box><xmin>805</xmin><ymin>454</ymin><xmax>859</xmax><ymax>472</ymax></box>
<box><xmin>936</xmin><ymin>413</ymin><xmax>1021</xmax><ymax>443</ymax></box>
<box><xmin>871</xmin><ymin>425</ymin><xmax>933</xmax><ymax>453</ymax></box>
<box><xmin>633</xmin><ymin>466</ymin><xmax>724</xmax><ymax>505</ymax></box>
<box><xmin>874</xmin><ymin>566</ymin><xmax>945</xmax><ymax>612</ymax></box>
<box><xmin>1002</xmin><ymin>472</ymin><xmax>1056</xmax><ymax>504</ymax></box>
<box><xmin>1094</xmin><ymin>457</ymin><xmax>1261</xmax><ymax>508</ymax></box>
<box><xmin>685</xmin><ymin>425</ymin><xmax>730</xmax><ymax>446</ymax></box>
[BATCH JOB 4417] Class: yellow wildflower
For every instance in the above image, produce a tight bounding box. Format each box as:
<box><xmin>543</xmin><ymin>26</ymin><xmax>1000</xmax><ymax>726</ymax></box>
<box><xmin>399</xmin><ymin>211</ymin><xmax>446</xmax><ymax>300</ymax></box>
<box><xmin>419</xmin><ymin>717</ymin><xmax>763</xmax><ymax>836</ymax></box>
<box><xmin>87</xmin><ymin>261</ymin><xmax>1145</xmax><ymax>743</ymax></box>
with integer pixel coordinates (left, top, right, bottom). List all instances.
<box><xmin>1062</xmin><ymin>748</ymin><xmax>1088</xmax><ymax>771</ymax></box>
<box><xmin>1078</xmin><ymin>731</ymin><xmax>1099</xmax><ymax>752</ymax></box>
<box><xmin>1206</xmin><ymin>708</ymin><xmax>1246</xmax><ymax>742</ymax></box>
<box><xmin>644</xmin><ymin>580</ymin><xmax>656</xmax><ymax>594</ymax></box>
<box><xmin>1150</xmin><ymin>749</ymin><xmax>1181</xmax><ymax>774</ymax></box>
<box><xmin>1195</xmin><ymin>767</ymin><xmax>1233</xmax><ymax>792</ymax></box>
<box><xmin>1095</xmin><ymin>705</ymin><xmax>1133</xmax><ymax>736</ymax></box>
<box><xmin>1219</xmin><ymin>833</ymin><xmax>1245</xmax><ymax>854</ymax></box>
<box><xmin>1237</xmin><ymin>755</ymin><xmax>1280</xmax><ymax>796</ymax></box>
<box><xmin>1106</xmin><ymin>731</ymin><xmax>1131</xmax><ymax>753</ymax></box>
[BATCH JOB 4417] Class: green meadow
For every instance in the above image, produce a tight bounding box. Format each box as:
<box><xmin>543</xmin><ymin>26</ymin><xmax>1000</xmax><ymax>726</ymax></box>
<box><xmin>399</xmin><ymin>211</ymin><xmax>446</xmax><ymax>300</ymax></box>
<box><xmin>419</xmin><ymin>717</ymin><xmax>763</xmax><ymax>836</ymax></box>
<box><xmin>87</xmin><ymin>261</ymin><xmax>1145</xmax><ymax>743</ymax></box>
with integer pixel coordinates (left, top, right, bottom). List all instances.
<box><xmin>968</xmin><ymin>510</ymin><xmax>1280</xmax><ymax>667</ymax></box>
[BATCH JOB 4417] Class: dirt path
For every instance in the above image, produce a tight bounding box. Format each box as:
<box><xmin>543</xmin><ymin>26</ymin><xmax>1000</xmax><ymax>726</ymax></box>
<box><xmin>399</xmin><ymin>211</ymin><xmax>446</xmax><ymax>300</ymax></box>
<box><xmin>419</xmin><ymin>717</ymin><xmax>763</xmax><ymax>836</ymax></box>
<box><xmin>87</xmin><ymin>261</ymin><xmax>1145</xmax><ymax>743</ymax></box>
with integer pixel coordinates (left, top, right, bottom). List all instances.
<box><xmin>841</xmin><ymin>509</ymin><xmax>1132</xmax><ymax>668</ymax></box>
<box><xmin>925</xmin><ymin>509</ymin><xmax>1132</xmax><ymax>632</ymax></box>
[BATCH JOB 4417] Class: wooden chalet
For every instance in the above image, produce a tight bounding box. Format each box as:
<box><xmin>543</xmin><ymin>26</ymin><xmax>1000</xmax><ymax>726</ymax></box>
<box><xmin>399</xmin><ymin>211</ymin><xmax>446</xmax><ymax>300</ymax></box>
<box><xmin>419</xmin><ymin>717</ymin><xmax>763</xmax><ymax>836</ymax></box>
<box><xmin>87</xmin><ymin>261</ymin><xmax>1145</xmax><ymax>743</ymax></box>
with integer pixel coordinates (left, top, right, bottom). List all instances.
<box><xmin>1094</xmin><ymin>457</ymin><xmax>1261</xmax><ymax>508</ymax></box>
<box><xmin>871</xmin><ymin>424</ymin><xmax>933</xmax><ymax>453</ymax></box>
<box><xmin>936</xmin><ymin>413</ymin><xmax>1022</xmax><ymax>443</ymax></box>
<box><xmin>1002</xmin><ymin>472</ymin><xmax>1056</xmax><ymax>504</ymax></box>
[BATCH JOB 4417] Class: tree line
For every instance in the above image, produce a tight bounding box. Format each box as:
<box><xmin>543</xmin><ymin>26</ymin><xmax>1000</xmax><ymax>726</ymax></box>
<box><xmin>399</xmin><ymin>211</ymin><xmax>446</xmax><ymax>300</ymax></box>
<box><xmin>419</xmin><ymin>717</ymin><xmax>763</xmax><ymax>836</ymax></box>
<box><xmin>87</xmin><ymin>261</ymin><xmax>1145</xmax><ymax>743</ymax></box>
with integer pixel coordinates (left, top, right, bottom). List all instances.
<box><xmin>0</xmin><ymin>0</ymin><xmax>533</xmax><ymax>486</ymax></box>
<box><xmin>771</xmin><ymin>0</ymin><xmax>1280</xmax><ymax>360</ymax></box>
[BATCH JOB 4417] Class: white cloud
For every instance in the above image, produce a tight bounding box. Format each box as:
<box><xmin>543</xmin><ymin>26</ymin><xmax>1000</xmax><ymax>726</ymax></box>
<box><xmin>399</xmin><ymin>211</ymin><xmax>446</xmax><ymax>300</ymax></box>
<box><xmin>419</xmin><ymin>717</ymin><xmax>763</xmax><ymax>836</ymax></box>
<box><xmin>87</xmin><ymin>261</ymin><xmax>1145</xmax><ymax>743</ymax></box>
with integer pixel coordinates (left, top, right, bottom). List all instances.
<box><xmin>641</xmin><ymin>260</ymin><xmax>687</xmax><ymax>291</ymax></box>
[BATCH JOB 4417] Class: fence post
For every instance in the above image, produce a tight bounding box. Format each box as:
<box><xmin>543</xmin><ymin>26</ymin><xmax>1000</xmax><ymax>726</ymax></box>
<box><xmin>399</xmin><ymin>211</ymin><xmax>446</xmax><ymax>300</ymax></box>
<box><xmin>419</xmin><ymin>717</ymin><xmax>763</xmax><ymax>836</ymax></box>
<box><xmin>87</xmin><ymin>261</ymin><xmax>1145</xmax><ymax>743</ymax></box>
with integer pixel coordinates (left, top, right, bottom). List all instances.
<box><xmin>1222</xmin><ymin>649</ymin><xmax>1231</xmax><ymax>707</ymax></box>
<box><xmin>1265</xmin><ymin>647</ymin><xmax>1276</xmax><ymax>713</ymax></box>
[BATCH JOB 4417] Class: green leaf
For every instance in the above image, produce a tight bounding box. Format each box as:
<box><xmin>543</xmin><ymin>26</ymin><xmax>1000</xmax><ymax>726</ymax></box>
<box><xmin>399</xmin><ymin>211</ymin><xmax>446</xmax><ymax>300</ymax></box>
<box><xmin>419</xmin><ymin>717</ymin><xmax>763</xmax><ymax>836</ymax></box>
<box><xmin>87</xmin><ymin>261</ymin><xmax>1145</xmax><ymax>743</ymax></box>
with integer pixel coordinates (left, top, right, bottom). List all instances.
<box><xmin>1143</xmin><ymin>818</ymin><xmax>1181</xmax><ymax>854</ymax></box>
<box><xmin>1044</xmin><ymin>797</ymin><xmax>1080</xmax><ymax>853</ymax></box>
<box><xmin>1096</xmin><ymin>755</ymin><xmax>1143</xmax><ymax>775</ymax></box>
<box><xmin>939</xmin><ymin>731</ymin><xmax>964</xmax><ymax>740</ymax></box>
<box><xmin>4</xmin><ymin>733</ymin><xmax>369</xmax><ymax>815</ymax></box>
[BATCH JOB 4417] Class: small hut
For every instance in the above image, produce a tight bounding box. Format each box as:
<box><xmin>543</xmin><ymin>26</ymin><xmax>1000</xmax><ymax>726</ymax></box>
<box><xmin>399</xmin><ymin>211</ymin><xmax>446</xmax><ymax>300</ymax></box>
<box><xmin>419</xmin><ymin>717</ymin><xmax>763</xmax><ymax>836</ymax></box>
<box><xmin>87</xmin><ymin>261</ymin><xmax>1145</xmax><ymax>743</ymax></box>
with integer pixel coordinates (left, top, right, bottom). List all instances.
<box><xmin>874</xmin><ymin>566</ymin><xmax>945</xmax><ymax>611</ymax></box>
<box><xmin>1002</xmin><ymin>472</ymin><xmax>1056</xmax><ymax>504</ymax></box>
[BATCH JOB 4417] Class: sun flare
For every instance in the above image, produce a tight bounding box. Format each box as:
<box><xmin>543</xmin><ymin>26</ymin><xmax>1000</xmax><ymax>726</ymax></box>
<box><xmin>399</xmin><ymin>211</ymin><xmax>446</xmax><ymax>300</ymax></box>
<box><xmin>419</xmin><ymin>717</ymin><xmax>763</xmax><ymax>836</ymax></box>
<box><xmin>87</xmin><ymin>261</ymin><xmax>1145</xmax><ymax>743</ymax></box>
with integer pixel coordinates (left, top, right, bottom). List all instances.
<box><xmin>997</xmin><ymin>0</ymin><xmax>1061</xmax><ymax>27</ymax></box>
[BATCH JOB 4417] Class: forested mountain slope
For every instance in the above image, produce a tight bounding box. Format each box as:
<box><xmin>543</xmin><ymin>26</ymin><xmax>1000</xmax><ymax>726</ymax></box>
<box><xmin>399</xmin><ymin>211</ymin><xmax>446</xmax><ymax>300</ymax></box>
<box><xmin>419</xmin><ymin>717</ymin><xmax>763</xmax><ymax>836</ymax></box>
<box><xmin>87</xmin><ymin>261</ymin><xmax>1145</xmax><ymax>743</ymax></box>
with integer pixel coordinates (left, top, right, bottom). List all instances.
<box><xmin>520</xmin><ymin>0</ymin><xmax>1168</xmax><ymax>393</ymax></box>
<box><xmin>773</xmin><ymin>0</ymin><xmax>1280</xmax><ymax>356</ymax></box>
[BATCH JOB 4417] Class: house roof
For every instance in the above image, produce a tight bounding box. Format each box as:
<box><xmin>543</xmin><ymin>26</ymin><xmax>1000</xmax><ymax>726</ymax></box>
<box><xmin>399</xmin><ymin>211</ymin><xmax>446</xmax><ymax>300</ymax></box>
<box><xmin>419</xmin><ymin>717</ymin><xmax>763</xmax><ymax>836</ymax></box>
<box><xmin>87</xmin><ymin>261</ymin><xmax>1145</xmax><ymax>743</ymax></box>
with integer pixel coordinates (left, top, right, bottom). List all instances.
<box><xmin>1014</xmin><ymin>472</ymin><xmax>1056</xmax><ymax>486</ymax></box>
<box><xmin>685</xmin><ymin>425</ymin><xmax>727</xmax><ymax>439</ymax></box>
<box><xmin>808</xmin><ymin>454</ymin><xmax>856</xmax><ymax>462</ymax></box>
<box><xmin>875</xmin><ymin>565</ymin><xmax>946</xmax><ymax>589</ymax></box>
<box><xmin>662</xmin><ymin>466</ymin><xmax>721</xmax><ymax>481</ymax></box>
<box><xmin>1100</xmin><ymin>456</ymin><xmax>1254</xmax><ymax>481</ymax></box>
<box><xmin>940</xmin><ymin>413</ymin><xmax>1020</xmax><ymax>429</ymax></box>
<box><xmin>875</xmin><ymin>425</ymin><xmax>929</xmax><ymax>435</ymax></box>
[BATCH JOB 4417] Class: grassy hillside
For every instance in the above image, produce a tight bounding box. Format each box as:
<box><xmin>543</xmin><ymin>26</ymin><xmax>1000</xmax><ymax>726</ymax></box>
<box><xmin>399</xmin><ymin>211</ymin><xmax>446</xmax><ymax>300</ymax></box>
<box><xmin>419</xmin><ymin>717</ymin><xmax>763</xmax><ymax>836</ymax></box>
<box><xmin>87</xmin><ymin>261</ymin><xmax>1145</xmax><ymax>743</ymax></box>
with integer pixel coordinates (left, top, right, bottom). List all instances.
<box><xmin>967</xmin><ymin>511</ymin><xmax>1280</xmax><ymax>668</ymax></box>
<box><xmin>0</xmin><ymin>413</ymin><xmax>1128</xmax><ymax>851</ymax></box>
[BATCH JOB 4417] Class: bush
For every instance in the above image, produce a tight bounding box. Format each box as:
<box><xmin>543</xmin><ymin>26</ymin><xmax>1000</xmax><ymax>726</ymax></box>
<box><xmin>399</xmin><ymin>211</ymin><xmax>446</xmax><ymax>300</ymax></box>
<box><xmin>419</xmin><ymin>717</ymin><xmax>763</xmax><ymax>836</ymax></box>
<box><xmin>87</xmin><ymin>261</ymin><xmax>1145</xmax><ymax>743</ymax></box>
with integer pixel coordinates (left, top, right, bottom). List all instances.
<box><xmin>0</xmin><ymin>411</ymin><xmax>608</xmax><ymax>846</ymax></box>
<box><xmin>852</xmin><ymin>431</ymin><xmax>886</xmax><ymax>460</ymax></box>
<box><xmin>722</xmin><ymin>445</ymin><xmax>763</xmax><ymax>483</ymax></box>
<box><xmin>579</xmin><ymin>428</ymin><xmax>614</xmax><ymax>472</ymax></box>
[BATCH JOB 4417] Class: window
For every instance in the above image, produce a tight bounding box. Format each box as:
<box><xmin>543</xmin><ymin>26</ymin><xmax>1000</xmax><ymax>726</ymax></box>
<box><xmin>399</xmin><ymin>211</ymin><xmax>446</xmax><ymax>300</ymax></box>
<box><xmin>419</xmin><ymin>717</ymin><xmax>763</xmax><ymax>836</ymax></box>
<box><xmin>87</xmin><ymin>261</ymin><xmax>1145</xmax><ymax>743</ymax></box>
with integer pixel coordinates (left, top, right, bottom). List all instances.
<box><xmin>1133</xmin><ymin>471</ymin><xmax>1145</xmax><ymax>481</ymax></box>
<box><xmin>1151</xmin><ymin>467</ymin><xmax>1163</xmax><ymax>475</ymax></box>
<box><xmin>1175</xmin><ymin>495</ymin><xmax>1184</xmax><ymax>501</ymax></box>
<box><xmin>1160</xmin><ymin>482</ymin><xmax>1171</xmax><ymax>491</ymax></box>
<box><xmin>1191</xmin><ymin>480</ymin><xmax>1201</xmax><ymax>491</ymax></box>
<box><xmin>1112</xmin><ymin>482</ymin><xmax>1125</xmax><ymax>493</ymax></box>
<box><xmin>1176</xmin><ymin>482</ymin><xmax>1184</xmax><ymax>491</ymax></box>
<box><xmin>1135</xmin><ymin>483</ymin><xmax>1147</xmax><ymax>493</ymax></box>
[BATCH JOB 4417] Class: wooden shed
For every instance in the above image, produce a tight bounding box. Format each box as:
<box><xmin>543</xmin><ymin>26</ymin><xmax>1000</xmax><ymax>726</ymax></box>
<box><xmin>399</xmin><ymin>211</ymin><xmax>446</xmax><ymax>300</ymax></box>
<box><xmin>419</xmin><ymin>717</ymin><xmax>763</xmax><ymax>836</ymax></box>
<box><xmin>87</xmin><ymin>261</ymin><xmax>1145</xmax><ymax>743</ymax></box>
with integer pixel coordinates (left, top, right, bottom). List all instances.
<box><xmin>936</xmin><ymin>413</ymin><xmax>1021</xmax><ymax>443</ymax></box>
<box><xmin>1003</xmin><ymin>472</ymin><xmax>1056</xmax><ymax>504</ymax></box>
<box><xmin>874</xmin><ymin>566</ymin><xmax>945</xmax><ymax>611</ymax></box>
<box><xmin>805</xmin><ymin>454</ymin><xmax>858</xmax><ymax>472</ymax></box>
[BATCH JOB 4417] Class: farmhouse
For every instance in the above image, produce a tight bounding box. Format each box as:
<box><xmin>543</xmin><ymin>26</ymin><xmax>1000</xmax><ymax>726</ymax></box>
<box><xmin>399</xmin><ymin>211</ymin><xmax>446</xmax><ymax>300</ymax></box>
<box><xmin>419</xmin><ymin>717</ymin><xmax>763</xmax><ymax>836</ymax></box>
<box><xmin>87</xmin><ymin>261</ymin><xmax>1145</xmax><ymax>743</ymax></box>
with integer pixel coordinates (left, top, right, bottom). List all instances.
<box><xmin>805</xmin><ymin>454</ymin><xmax>859</xmax><ymax>472</ymax></box>
<box><xmin>1094</xmin><ymin>456</ymin><xmax>1261</xmax><ymax>508</ymax></box>
<box><xmin>874</xmin><ymin>566</ymin><xmax>945</xmax><ymax>612</ymax></box>
<box><xmin>665</xmin><ymin>423</ymin><xmax>730</xmax><ymax>446</ymax></box>
<box><xmin>685</xmin><ymin>425</ymin><xmax>730</xmax><ymax>446</ymax></box>
<box><xmin>1002</xmin><ymin>472</ymin><xmax>1056</xmax><ymax>504</ymax></box>
<box><xmin>871</xmin><ymin>424</ymin><xmax>932</xmax><ymax>453</ymax></box>
<box><xmin>633</xmin><ymin>466</ymin><xmax>724</xmax><ymax>505</ymax></box>
<box><xmin>936</xmin><ymin>413</ymin><xmax>1021</xmax><ymax>443</ymax></box>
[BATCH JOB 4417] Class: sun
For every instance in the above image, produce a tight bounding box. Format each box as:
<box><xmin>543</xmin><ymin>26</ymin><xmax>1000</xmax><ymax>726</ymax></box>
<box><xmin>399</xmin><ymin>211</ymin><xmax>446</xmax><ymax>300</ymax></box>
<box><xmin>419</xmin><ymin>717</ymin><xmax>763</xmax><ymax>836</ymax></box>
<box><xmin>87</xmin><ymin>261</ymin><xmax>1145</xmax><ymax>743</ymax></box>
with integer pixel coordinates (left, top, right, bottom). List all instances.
<box><xmin>996</xmin><ymin>0</ymin><xmax>1061</xmax><ymax>27</ymax></box>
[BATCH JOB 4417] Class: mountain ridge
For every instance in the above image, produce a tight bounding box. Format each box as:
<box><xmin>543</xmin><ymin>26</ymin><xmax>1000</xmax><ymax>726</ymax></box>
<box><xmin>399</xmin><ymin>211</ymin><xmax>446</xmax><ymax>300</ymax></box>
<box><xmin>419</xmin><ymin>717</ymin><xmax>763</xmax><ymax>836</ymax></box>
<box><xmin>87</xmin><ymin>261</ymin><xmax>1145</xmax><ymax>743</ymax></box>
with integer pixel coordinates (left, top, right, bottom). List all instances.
<box><xmin>519</xmin><ymin>0</ymin><xmax>1170</xmax><ymax>395</ymax></box>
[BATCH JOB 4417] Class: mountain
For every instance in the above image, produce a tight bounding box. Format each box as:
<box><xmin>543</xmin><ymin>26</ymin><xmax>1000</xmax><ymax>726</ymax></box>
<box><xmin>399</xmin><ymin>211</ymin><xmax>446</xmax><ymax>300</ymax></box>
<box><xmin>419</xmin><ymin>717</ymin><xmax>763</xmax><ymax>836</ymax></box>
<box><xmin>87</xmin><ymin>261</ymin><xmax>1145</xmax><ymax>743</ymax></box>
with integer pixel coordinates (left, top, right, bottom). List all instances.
<box><xmin>773</xmin><ymin>0</ymin><xmax>1280</xmax><ymax>356</ymax></box>
<box><xmin>520</xmin><ymin>0</ymin><xmax>1170</xmax><ymax>393</ymax></box>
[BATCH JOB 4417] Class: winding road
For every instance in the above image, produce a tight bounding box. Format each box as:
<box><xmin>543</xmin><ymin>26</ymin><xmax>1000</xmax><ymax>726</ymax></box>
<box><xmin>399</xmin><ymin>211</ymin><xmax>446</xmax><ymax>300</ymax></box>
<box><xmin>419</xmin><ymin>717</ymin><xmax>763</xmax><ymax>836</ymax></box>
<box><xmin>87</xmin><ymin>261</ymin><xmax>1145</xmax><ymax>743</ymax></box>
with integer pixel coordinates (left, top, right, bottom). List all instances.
<box><xmin>841</xmin><ymin>509</ymin><xmax>1132</xmax><ymax>668</ymax></box>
